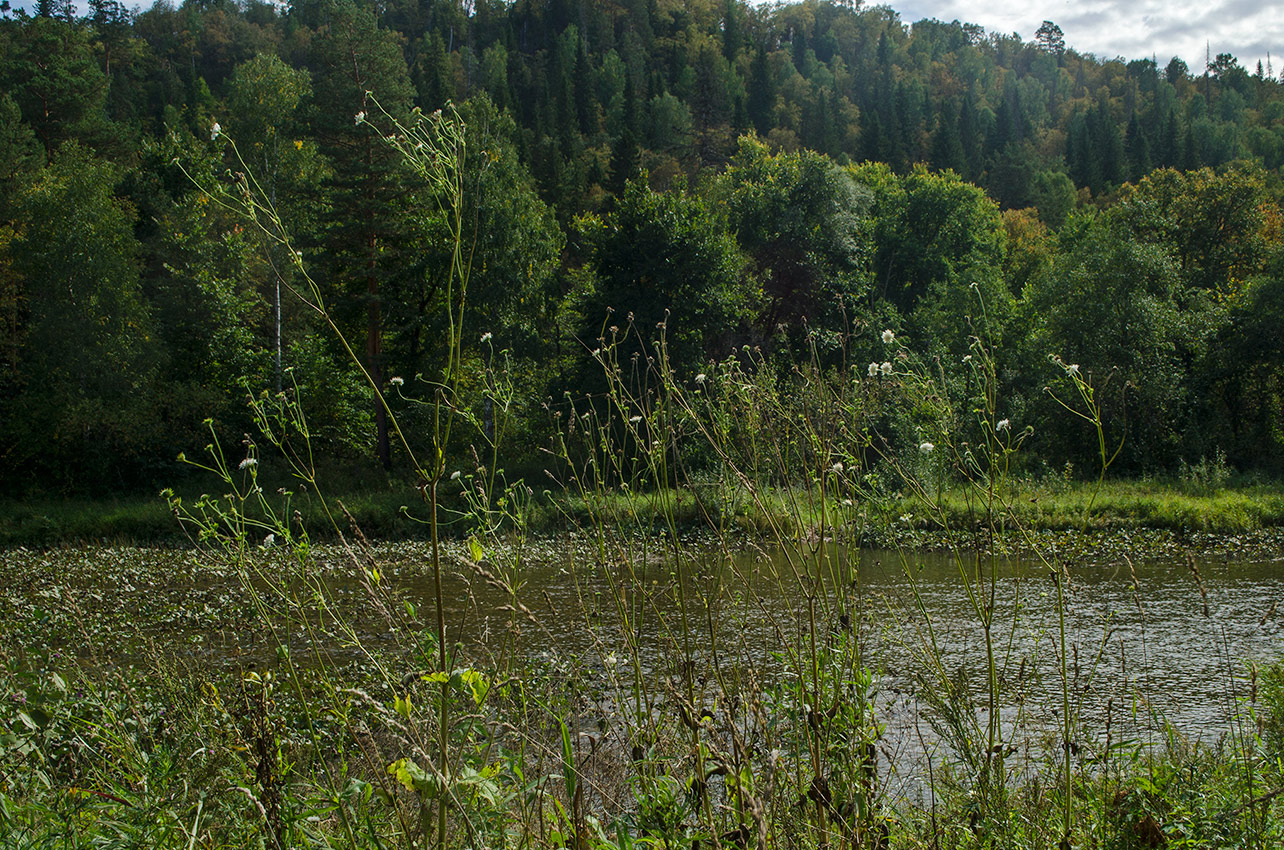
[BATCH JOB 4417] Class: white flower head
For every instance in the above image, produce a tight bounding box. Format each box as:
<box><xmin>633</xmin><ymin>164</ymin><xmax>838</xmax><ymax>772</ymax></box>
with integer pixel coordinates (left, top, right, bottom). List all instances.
<box><xmin>881</xmin><ymin>329</ymin><xmax>895</xmax><ymax>344</ymax></box>
<box><xmin>354</xmin><ymin>111</ymin><xmax>366</xmax><ymax>125</ymax></box>
<box><xmin>450</xmin><ymin>470</ymin><xmax>461</xmax><ymax>481</ymax></box>
<box><xmin>962</xmin><ymin>354</ymin><xmax>973</xmax><ymax>363</ymax></box>
<box><xmin>831</xmin><ymin>461</ymin><xmax>844</xmax><ymax>474</ymax></box>
<box><xmin>868</xmin><ymin>362</ymin><xmax>880</xmax><ymax>377</ymax></box>
<box><xmin>880</xmin><ymin>361</ymin><xmax>893</xmax><ymax>376</ymax></box>
<box><xmin>629</xmin><ymin>415</ymin><xmax>643</xmax><ymax>424</ymax></box>
<box><xmin>1067</xmin><ymin>363</ymin><xmax>1081</xmax><ymax>376</ymax></box>
<box><xmin>263</xmin><ymin>533</ymin><xmax>275</xmax><ymax>547</ymax></box>
<box><xmin>210</xmin><ymin>121</ymin><xmax>221</xmax><ymax>140</ymax></box>
<box><xmin>919</xmin><ymin>441</ymin><xmax>935</xmax><ymax>454</ymax></box>
<box><xmin>239</xmin><ymin>457</ymin><xmax>257</xmax><ymax>469</ymax></box>
<box><xmin>996</xmin><ymin>418</ymin><xmax>1010</xmax><ymax>432</ymax></box>
<box><xmin>695</xmin><ymin>373</ymin><xmax>707</xmax><ymax>384</ymax></box>
<box><xmin>480</xmin><ymin>332</ymin><xmax>492</xmax><ymax>343</ymax></box>
<box><xmin>390</xmin><ymin>376</ymin><xmax>404</xmax><ymax>386</ymax></box>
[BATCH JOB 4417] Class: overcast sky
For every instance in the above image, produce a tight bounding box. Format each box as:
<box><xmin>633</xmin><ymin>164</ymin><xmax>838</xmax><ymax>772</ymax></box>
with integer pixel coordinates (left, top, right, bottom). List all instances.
<box><xmin>896</xmin><ymin>0</ymin><xmax>1284</xmax><ymax>75</ymax></box>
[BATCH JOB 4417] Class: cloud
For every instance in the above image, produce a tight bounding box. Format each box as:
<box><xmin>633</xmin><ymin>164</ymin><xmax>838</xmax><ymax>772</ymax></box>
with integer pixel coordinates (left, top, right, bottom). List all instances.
<box><xmin>894</xmin><ymin>0</ymin><xmax>1283</xmax><ymax>71</ymax></box>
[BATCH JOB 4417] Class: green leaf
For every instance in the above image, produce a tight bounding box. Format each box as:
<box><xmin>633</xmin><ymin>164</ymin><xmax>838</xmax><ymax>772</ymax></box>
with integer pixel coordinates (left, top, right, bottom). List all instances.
<box><xmin>456</xmin><ymin>668</ymin><xmax>491</xmax><ymax>706</ymax></box>
<box><xmin>559</xmin><ymin>718</ymin><xmax>578</xmax><ymax>801</ymax></box>
<box><xmin>388</xmin><ymin>758</ymin><xmax>441</xmax><ymax>798</ymax></box>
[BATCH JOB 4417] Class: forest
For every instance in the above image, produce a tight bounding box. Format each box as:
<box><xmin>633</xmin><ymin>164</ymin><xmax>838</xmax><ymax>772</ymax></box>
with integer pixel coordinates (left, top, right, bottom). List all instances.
<box><xmin>2</xmin><ymin>0</ymin><xmax>1284</xmax><ymax>496</ymax></box>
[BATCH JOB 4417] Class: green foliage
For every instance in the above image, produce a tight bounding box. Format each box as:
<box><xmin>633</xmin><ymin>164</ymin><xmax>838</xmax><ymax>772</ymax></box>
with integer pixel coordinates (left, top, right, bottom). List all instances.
<box><xmin>717</xmin><ymin>136</ymin><xmax>871</xmax><ymax>351</ymax></box>
<box><xmin>1</xmin><ymin>0</ymin><xmax>1284</xmax><ymax>491</ymax></box>
<box><xmin>430</xmin><ymin>95</ymin><xmax>564</xmax><ymax>363</ymax></box>
<box><xmin>569</xmin><ymin>178</ymin><xmax>750</xmax><ymax>385</ymax></box>
<box><xmin>1</xmin><ymin>144</ymin><xmax>158</xmax><ymax>492</ymax></box>
<box><xmin>1027</xmin><ymin>210</ymin><xmax>1186</xmax><ymax>470</ymax></box>
<box><xmin>0</xmin><ymin>15</ymin><xmax>113</xmax><ymax>157</ymax></box>
<box><xmin>853</xmin><ymin>162</ymin><xmax>1011</xmax><ymax>355</ymax></box>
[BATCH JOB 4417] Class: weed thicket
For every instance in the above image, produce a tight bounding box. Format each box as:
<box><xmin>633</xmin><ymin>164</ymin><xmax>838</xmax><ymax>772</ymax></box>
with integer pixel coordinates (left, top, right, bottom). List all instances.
<box><xmin>3</xmin><ymin>110</ymin><xmax>1283</xmax><ymax>850</ymax></box>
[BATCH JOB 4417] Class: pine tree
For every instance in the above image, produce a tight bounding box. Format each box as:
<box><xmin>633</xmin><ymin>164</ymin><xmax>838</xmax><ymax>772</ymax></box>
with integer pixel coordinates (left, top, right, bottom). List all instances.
<box><xmin>1124</xmin><ymin>111</ymin><xmax>1152</xmax><ymax>181</ymax></box>
<box><xmin>309</xmin><ymin>0</ymin><xmax>417</xmax><ymax>470</ymax></box>
<box><xmin>746</xmin><ymin>48</ymin><xmax>774</xmax><ymax>136</ymax></box>
<box><xmin>929</xmin><ymin>103</ymin><xmax>965</xmax><ymax>174</ymax></box>
<box><xmin>721</xmin><ymin>0</ymin><xmax>742</xmax><ymax>62</ymax></box>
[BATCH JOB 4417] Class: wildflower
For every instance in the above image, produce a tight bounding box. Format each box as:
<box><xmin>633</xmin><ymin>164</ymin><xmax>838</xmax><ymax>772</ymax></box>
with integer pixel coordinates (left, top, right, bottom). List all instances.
<box><xmin>238</xmin><ymin>457</ymin><xmax>257</xmax><ymax>469</ymax></box>
<box><xmin>996</xmin><ymin>419</ymin><xmax>1010</xmax><ymax>432</ymax></box>
<box><xmin>210</xmin><ymin>121</ymin><xmax>221</xmax><ymax>140</ymax></box>
<box><xmin>1067</xmin><ymin>363</ymin><xmax>1080</xmax><ymax>376</ymax></box>
<box><xmin>880</xmin><ymin>361</ymin><xmax>893</xmax><ymax>376</ymax></box>
<box><xmin>962</xmin><ymin>354</ymin><xmax>973</xmax><ymax>364</ymax></box>
<box><xmin>831</xmin><ymin>461</ymin><xmax>844</xmax><ymax>474</ymax></box>
<box><xmin>390</xmin><ymin>376</ymin><xmax>404</xmax><ymax>386</ymax></box>
<box><xmin>867</xmin><ymin>362</ymin><xmax>880</xmax><ymax>377</ymax></box>
<box><xmin>450</xmin><ymin>470</ymin><xmax>461</xmax><ymax>481</ymax></box>
<box><xmin>882</xmin><ymin>329</ymin><xmax>895</xmax><ymax>344</ymax></box>
<box><xmin>629</xmin><ymin>415</ymin><xmax>643</xmax><ymax>424</ymax></box>
<box><xmin>354</xmin><ymin>111</ymin><xmax>366</xmax><ymax>125</ymax></box>
<box><xmin>264</xmin><ymin>533</ymin><xmax>275</xmax><ymax>547</ymax></box>
<box><xmin>695</xmin><ymin>373</ymin><xmax>707</xmax><ymax>384</ymax></box>
<box><xmin>919</xmin><ymin>441</ymin><xmax>935</xmax><ymax>454</ymax></box>
<box><xmin>480</xmin><ymin>331</ymin><xmax>492</xmax><ymax>343</ymax></box>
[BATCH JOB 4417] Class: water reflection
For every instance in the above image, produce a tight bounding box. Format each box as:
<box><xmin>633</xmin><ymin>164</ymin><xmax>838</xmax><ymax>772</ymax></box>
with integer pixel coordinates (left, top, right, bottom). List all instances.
<box><xmin>415</xmin><ymin>542</ymin><xmax>1284</xmax><ymax>750</ymax></box>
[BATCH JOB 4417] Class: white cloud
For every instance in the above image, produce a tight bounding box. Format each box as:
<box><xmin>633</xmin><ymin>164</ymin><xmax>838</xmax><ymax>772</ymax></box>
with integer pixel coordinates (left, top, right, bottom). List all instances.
<box><xmin>897</xmin><ymin>0</ymin><xmax>1283</xmax><ymax>73</ymax></box>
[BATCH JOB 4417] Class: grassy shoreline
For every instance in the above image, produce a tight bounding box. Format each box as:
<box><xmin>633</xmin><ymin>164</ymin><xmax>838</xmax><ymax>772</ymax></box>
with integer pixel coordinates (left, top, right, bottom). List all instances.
<box><xmin>4</xmin><ymin>478</ymin><xmax>1284</xmax><ymax>548</ymax></box>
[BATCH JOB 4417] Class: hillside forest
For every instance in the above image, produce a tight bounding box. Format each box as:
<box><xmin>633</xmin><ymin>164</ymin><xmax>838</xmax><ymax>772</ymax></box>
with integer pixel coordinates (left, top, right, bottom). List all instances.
<box><xmin>3</xmin><ymin>0</ymin><xmax>1284</xmax><ymax>495</ymax></box>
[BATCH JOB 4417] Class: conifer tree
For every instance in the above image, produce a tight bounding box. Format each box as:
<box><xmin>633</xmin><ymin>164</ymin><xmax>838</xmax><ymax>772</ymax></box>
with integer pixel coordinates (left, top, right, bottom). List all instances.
<box><xmin>308</xmin><ymin>0</ymin><xmax>417</xmax><ymax>470</ymax></box>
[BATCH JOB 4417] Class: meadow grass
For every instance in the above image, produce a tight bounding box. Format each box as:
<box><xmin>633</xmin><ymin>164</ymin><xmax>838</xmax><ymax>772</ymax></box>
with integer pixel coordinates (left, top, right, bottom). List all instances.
<box><xmin>6</xmin><ymin>477</ymin><xmax>1284</xmax><ymax>547</ymax></box>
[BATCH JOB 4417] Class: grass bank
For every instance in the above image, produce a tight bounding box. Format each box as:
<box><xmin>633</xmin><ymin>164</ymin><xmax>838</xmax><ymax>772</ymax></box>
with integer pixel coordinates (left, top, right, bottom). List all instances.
<box><xmin>5</xmin><ymin>477</ymin><xmax>1284</xmax><ymax>547</ymax></box>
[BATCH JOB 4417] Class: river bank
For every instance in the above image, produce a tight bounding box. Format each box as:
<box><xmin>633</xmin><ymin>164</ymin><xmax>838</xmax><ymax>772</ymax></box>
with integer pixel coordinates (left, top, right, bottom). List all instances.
<box><xmin>4</xmin><ymin>478</ymin><xmax>1284</xmax><ymax>547</ymax></box>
